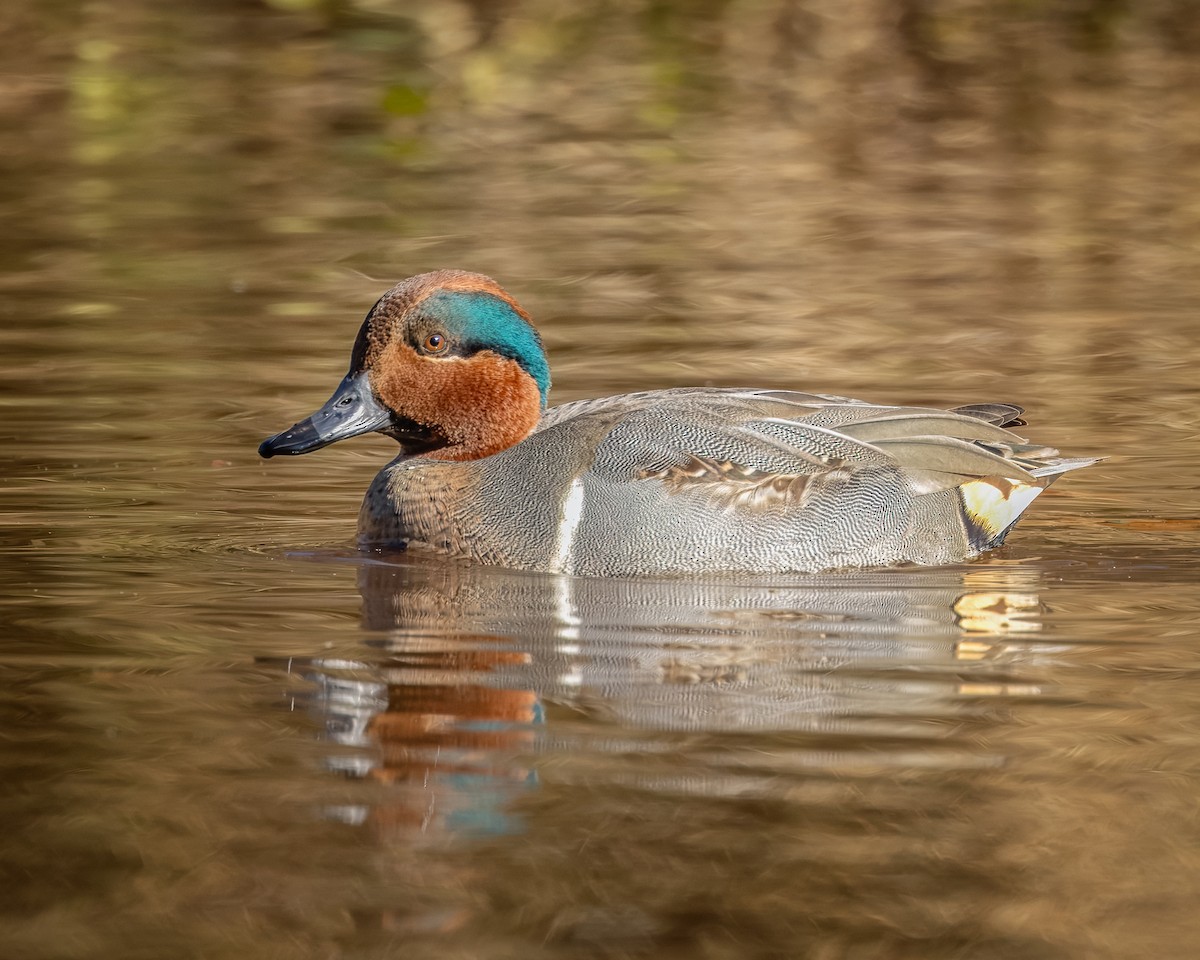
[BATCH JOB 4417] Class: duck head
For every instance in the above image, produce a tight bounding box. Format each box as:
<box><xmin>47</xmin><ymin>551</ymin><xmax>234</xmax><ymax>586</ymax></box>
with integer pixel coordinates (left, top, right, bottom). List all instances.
<box><xmin>259</xmin><ymin>270</ymin><xmax>550</xmax><ymax>462</ymax></box>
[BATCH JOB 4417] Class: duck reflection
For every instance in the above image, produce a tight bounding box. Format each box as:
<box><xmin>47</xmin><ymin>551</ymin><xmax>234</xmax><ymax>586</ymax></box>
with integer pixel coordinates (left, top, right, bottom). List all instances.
<box><xmin>296</xmin><ymin>635</ymin><xmax>539</xmax><ymax>837</ymax></box>
<box><xmin>286</xmin><ymin>556</ymin><xmax>1047</xmax><ymax>837</ymax></box>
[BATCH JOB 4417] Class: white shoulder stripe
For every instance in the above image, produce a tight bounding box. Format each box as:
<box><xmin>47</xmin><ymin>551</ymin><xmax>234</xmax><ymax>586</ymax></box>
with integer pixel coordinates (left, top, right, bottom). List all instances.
<box><xmin>553</xmin><ymin>477</ymin><xmax>586</xmax><ymax>572</ymax></box>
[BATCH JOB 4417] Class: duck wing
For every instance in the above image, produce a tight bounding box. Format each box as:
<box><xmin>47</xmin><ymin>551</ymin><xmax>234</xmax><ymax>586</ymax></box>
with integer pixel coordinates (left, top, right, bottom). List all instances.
<box><xmin>565</xmin><ymin>389</ymin><xmax>1098</xmax><ymax>557</ymax></box>
<box><xmin>547</xmin><ymin>388</ymin><xmax>1085</xmax><ymax>492</ymax></box>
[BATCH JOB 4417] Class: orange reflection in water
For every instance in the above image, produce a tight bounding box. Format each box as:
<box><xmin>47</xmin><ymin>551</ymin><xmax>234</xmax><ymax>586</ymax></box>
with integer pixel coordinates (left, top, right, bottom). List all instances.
<box><xmin>361</xmin><ymin>646</ymin><xmax>539</xmax><ymax>836</ymax></box>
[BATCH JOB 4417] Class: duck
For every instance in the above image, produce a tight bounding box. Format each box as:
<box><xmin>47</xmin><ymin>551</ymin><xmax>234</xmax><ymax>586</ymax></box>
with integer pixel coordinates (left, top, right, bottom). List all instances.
<box><xmin>259</xmin><ymin>269</ymin><xmax>1098</xmax><ymax>577</ymax></box>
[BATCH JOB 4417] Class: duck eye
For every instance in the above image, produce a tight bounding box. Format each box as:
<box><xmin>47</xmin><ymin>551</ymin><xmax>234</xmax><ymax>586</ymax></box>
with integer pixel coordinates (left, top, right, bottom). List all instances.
<box><xmin>423</xmin><ymin>333</ymin><xmax>447</xmax><ymax>354</ymax></box>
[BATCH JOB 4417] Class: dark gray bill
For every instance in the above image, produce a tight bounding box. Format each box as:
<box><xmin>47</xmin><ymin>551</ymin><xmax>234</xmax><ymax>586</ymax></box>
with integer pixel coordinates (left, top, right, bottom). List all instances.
<box><xmin>258</xmin><ymin>372</ymin><xmax>389</xmax><ymax>458</ymax></box>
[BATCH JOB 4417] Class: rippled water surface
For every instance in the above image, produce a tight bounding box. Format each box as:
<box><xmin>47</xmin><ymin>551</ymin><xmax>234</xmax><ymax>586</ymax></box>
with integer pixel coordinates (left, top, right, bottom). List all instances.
<box><xmin>3</xmin><ymin>2</ymin><xmax>1200</xmax><ymax>958</ymax></box>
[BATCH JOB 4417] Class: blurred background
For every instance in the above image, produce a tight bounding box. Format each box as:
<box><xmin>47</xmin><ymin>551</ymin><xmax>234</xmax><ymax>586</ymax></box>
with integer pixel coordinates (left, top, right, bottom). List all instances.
<box><xmin>3</xmin><ymin>2</ymin><xmax>1200</xmax><ymax>959</ymax></box>
<box><xmin>5</xmin><ymin>0</ymin><xmax>1199</xmax><ymax>386</ymax></box>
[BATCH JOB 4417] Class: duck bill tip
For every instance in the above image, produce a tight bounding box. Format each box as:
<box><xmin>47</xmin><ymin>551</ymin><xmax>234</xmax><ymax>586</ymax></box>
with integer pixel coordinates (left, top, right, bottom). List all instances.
<box><xmin>258</xmin><ymin>420</ymin><xmax>335</xmax><ymax>458</ymax></box>
<box><xmin>258</xmin><ymin>372</ymin><xmax>390</xmax><ymax>460</ymax></box>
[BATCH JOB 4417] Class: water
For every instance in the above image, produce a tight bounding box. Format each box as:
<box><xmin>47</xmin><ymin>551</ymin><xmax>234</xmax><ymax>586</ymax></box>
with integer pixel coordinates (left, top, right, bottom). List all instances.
<box><xmin>3</xmin><ymin>2</ymin><xmax>1200</xmax><ymax>957</ymax></box>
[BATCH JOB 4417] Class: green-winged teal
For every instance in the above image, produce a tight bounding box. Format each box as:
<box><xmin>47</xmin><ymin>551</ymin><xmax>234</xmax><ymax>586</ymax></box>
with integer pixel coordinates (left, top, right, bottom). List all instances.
<box><xmin>259</xmin><ymin>270</ymin><xmax>1097</xmax><ymax>576</ymax></box>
